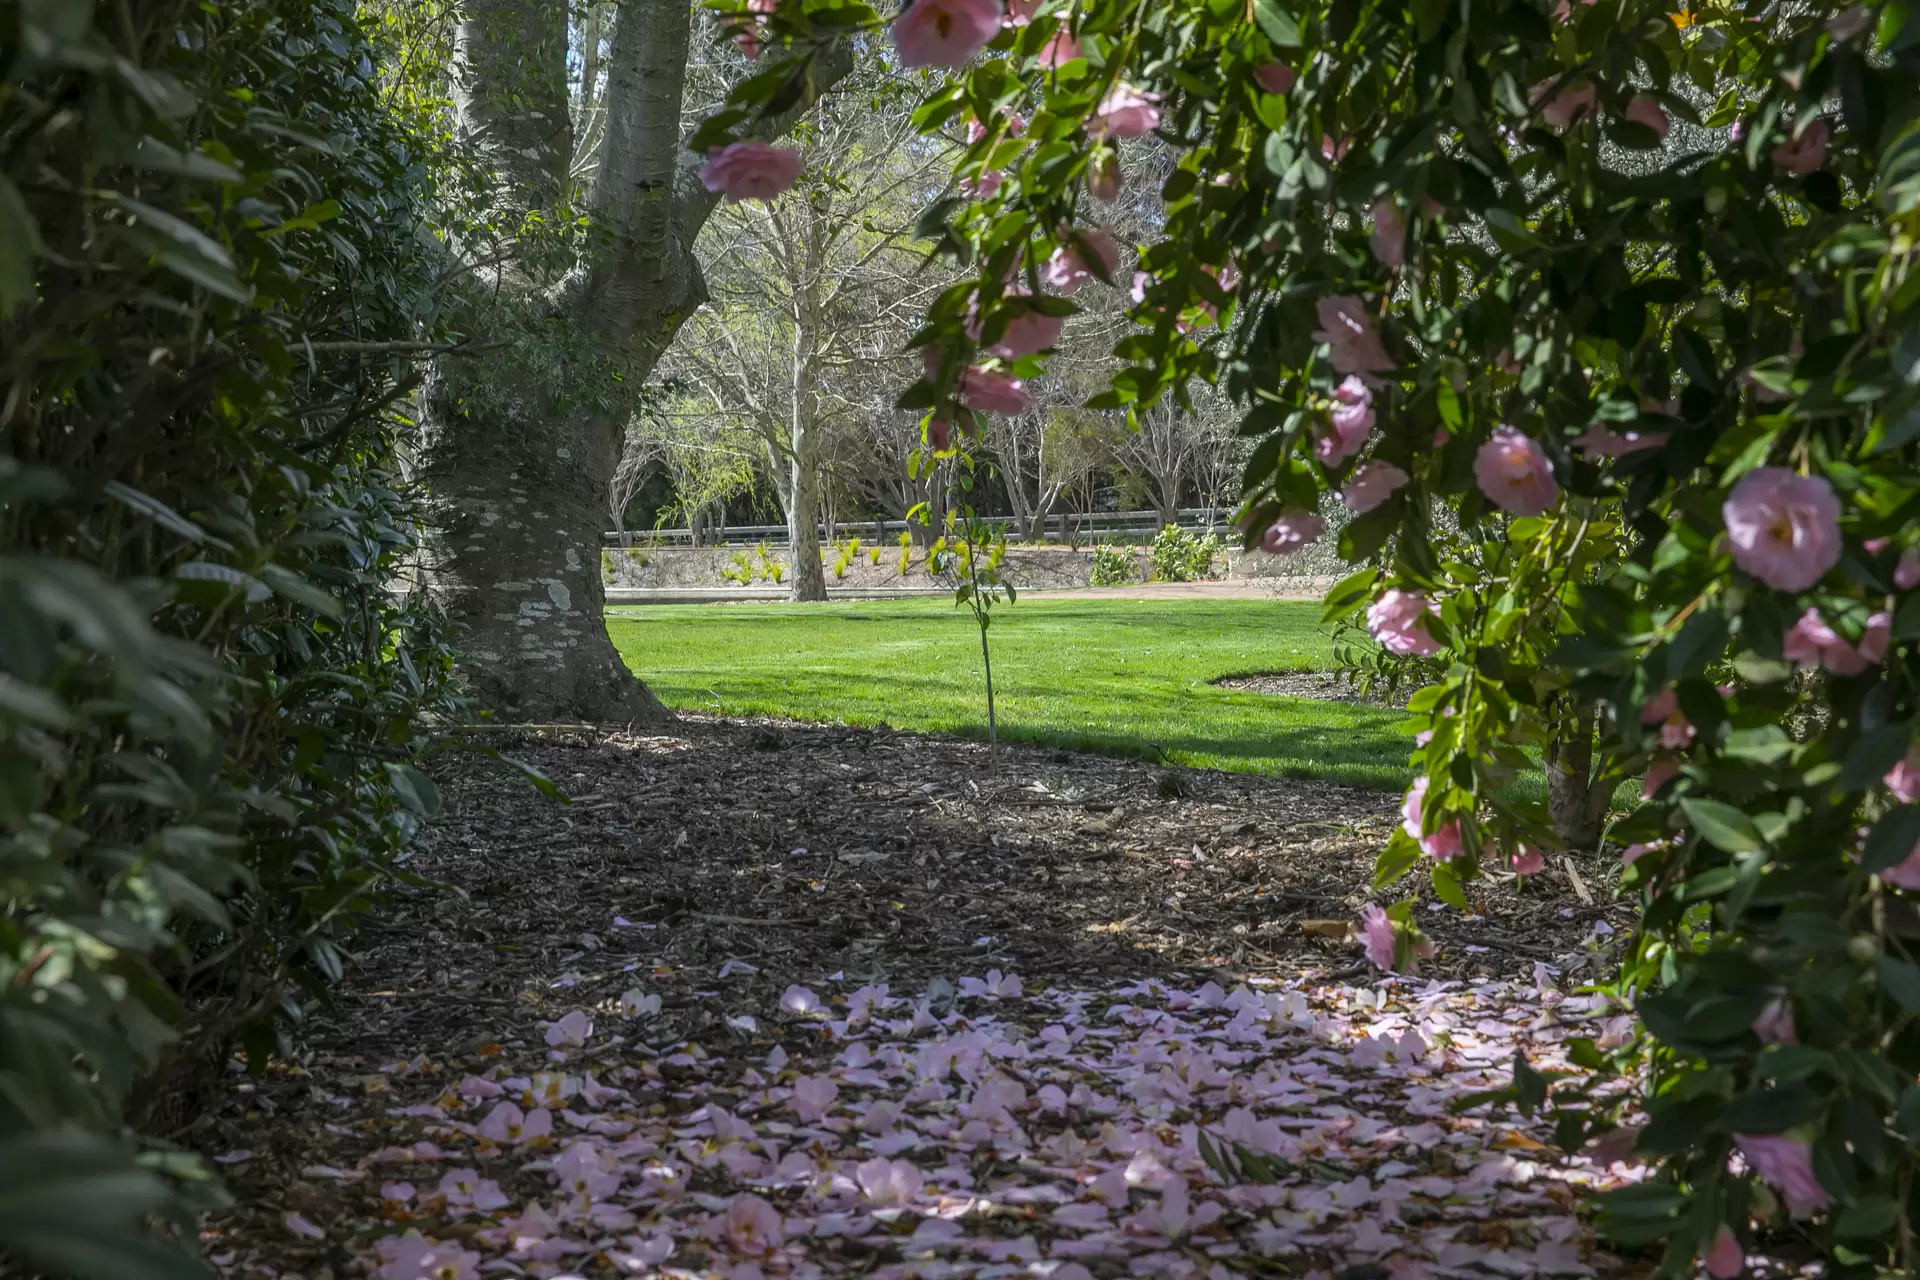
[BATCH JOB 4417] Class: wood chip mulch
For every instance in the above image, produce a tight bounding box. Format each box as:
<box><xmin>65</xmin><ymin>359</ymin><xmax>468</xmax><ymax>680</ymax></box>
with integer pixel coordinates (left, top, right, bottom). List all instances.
<box><xmin>192</xmin><ymin>713</ymin><xmax>1632</xmax><ymax>1277</ymax></box>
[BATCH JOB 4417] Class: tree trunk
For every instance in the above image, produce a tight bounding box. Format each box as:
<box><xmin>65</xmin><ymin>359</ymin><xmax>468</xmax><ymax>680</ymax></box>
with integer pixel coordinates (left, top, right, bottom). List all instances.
<box><xmin>419</xmin><ymin>379</ymin><xmax>666</xmax><ymax>722</ymax></box>
<box><xmin>786</xmin><ymin>410</ymin><xmax>828</xmax><ymax>601</ymax></box>
<box><xmin>1544</xmin><ymin>707</ymin><xmax>1615</xmax><ymax>850</ymax></box>
<box><xmin>418</xmin><ymin>0</ymin><xmax>847</xmax><ymax>720</ymax></box>
<box><xmin>786</xmin><ymin>262</ymin><xmax>828</xmax><ymax>602</ymax></box>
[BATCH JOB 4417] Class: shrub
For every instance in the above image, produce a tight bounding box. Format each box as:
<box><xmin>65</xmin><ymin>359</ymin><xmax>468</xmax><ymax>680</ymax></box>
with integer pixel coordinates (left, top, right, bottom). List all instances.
<box><xmin>0</xmin><ymin>2</ymin><xmax>464</xmax><ymax>1271</ymax></box>
<box><xmin>1089</xmin><ymin>543</ymin><xmax>1140</xmax><ymax>587</ymax></box>
<box><xmin>1149</xmin><ymin>525</ymin><xmax>1222</xmax><ymax>583</ymax></box>
<box><xmin>832</xmin><ymin>537</ymin><xmax>861</xmax><ymax>579</ymax></box>
<box><xmin>707</xmin><ymin>0</ymin><xmax>1920</xmax><ymax>1266</ymax></box>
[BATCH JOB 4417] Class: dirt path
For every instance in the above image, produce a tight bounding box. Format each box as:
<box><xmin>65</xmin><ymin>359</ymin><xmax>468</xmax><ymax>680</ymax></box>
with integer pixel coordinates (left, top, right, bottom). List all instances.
<box><xmin>199</xmin><ymin>717</ymin><xmax>1640</xmax><ymax>1280</ymax></box>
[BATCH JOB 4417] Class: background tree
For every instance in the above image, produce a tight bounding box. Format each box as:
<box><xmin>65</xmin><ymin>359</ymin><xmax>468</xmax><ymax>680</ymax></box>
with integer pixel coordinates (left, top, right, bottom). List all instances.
<box><xmin>665</xmin><ymin>68</ymin><xmax>955</xmax><ymax>597</ymax></box>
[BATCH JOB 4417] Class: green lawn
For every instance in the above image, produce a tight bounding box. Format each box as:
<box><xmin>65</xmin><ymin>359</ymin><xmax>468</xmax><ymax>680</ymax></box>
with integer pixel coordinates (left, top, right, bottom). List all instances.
<box><xmin>608</xmin><ymin>597</ymin><xmax>1415</xmax><ymax>789</ymax></box>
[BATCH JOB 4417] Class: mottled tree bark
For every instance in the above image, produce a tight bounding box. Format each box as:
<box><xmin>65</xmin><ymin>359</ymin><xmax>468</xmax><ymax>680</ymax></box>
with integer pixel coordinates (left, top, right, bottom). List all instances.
<box><xmin>785</xmin><ymin>220</ymin><xmax>829</xmax><ymax>602</ymax></box>
<box><xmin>1544</xmin><ymin>707</ymin><xmax>1617</xmax><ymax>851</ymax></box>
<box><xmin>418</xmin><ymin>0</ymin><xmax>847</xmax><ymax>720</ymax></box>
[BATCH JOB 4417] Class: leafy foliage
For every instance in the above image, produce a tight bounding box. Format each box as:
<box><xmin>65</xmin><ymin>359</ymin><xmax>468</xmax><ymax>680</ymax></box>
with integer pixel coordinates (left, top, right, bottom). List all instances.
<box><xmin>1088</xmin><ymin>542</ymin><xmax>1141</xmax><ymax>586</ymax></box>
<box><xmin>705</xmin><ymin>0</ymin><xmax>1920</xmax><ymax>1266</ymax></box>
<box><xmin>1148</xmin><ymin>524</ymin><xmax>1222</xmax><ymax>582</ymax></box>
<box><xmin>0</xmin><ymin>0</ymin><xmax>459</xmax><ymax>1271</ymax></box>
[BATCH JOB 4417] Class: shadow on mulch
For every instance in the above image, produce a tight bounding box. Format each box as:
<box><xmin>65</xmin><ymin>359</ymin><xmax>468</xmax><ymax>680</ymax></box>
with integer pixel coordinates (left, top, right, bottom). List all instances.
<box><xmin>195</xmin><ymin>714</ymin><xmax>1628</xmax><ymax>1273</ymax></box>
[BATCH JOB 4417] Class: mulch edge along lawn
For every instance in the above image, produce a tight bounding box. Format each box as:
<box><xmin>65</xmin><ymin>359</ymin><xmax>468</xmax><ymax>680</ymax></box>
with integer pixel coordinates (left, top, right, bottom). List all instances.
<box><xmin>607</xmin><ymin>598</ymin><xmax>1417</xmax><ymax>790</ymax></box>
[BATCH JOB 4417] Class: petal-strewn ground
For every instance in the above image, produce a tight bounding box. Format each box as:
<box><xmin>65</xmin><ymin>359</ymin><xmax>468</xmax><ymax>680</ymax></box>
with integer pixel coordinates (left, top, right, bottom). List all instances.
<box><xmin>199</xmin><ymin>718</ymin><xmax>1637</xmax><ymax>1279</ymax></box>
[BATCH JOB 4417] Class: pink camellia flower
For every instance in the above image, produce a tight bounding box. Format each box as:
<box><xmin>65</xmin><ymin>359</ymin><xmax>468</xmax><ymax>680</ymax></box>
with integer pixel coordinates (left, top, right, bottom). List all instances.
<box><xmin>1036</xmin><ymin>27</ymin><xmax>1080</xmax><ymax>65</ymax></box>
<box><xmin>963</xmin><ymin>169</ymin><xmax>1003</xmax><ymax>199</ymax></box>
<box><xmin>1367</xmin><ymin>589</ymin><xmax>1441</xmax><ymax>656</ymax></box>
<box><xmin>1311</xmin><ymin>296</ymin><xmax>1395</xmax><ymax>379</ymax></box>
<box><xmin>958</xmin><ymin>367</ymin><xmax>1031</xmax><ymax>414</ymax></box>
<box><xmin>966</xmin><ymin>112</ymin><xmax>1025</xmax><ymax>142</ymax></box>
<box><xmin>476</xmin><ymin>1100</ymin><xmax>551</xmax><ymax>1145</ymax></box>
<box><xmin>1040</xmin><ymin>226</ymin><xmax>1119</xmax><ymax>292</ymax></box>
<box><xmin>699</xmin><ymin>141</ymin><xmax>803</xmax><ymax>202</ymax></box>
<box><xmin>1783</xmin><ymin>607</ymin><xmax>1890</xmax><ymax>676</ymax></box>
<box><xmin>1886</xmin><ymin>749</ymin><xmax>1920</xmax><ymax>803</ymax></box>
<box><xmin>1401</xmin><ymin>776</ymin><xmax>1464</xmax><ymax>858</ymax></box>
<box><xmin>1642</xmin><ymin>756</ymin><xmax>1680</xmax><ymax>800</ymax></box>
<box><xmin>1511</xmin><ymin>847</ymin><xmax>1546</xmax><ymax>876</ymax></box>
<box><xmin>1722</xmin><ymin>467</ymin><xmax>1841</xmax><ymax>591</ymax></box>
<box><xmin>720</xmin><ymin>1193</ymin><xmax>787</xmax><ymax>1252</ymax></box>
<box><xmin>1571</xmin><ymin>424</ymin><xmax>1668</xmax><ymax>458</ymax></box>
<box><xmin>1093</xmin><ymin>85</ymin><xmax>1161</xmax><ymax>138</ymax></box>
<box><xmin>1883</xmin><ymin>835</ymin><xmax>1920</xmax><ymax>890</ymax></box>
<box><xmin>789</xmin><ymin>1074</ymin><xmax>839</xmax><ymax>1123</ymax></box>
<box><xmin>543</xmin><ymin>1010</ymin><xmax>592</xmax><ymax>1050</ymax></box>
<box><xmin>1087</xmin><ymin>152</ymin><xmax>1122</xmax><ymax>199</ymax></box>
<box><xmin>376</xmin><ymin>1232</ymin><xmax>484</xmax><ymax>1280</ymax></box>
<box><xmin>1771</xmin><ymin>119</ymin><xmax>1831</xmax><ymax>175</ymax></box>
<box><xmin>1752</xmin><ymin>996</ymin><xmax>1796</xmax><ymax>1045</ymax></box>
<box><xmin>1360</xmin><ymin>905</ymin><xmax>1397</xmax><ymax>971</ymax></box>
<box><xmin>856</xmin><ymin>1157</ymin><xmax>925</xmax><ymax>1207</ymax></box>
<box><xmin>439</xmin><ymin>1167</ymin><xmax>511</xmax><ymax>1214</ymax></box>
<box><xmin>1639</xmin><ymin>687</ymin><xmax>1696</xmax><ymax>749</ymax></box>
<box><xmin>1896</xmin><ymin>548</ymin><xmax>1920</xmax><ymax>589</ymax></box>
<box><xmin>1369</xmin><ymin>200</ymin><xmax>1406</xmax><ymax>268</ymax></box>
<box><xmin>1703</xmin><ymin>1226</ymin><xmax>1744</xmax><ymax>1280</ymax></box>
<box><xmin>1260</xmin><ymin>510</ymin><xmax>1324</xmax><ymax>555</ymax></box>
<box><xmin>1252</xmin><ymin>62</ymin><xmax>1295</xmax><ymax>94</ymax></box>
<box><xmin>988</xmin><ymin>307</ymin><xmax>1064</xmax><ymax>358</ymax></box>
<box><xmin>1316</xmin><ymin>377</ymin><xmax>1375</xmax><ymax>465</ymax></box>
<box><xmin>1003</xmin><ymin>0</ymin><xmax>1039</xmax><ymax>25</ymax></box>
<box><xmin>1530</xmin><ymin>77</ymin><xmax>1597</xmax><ymax>131</ymax></box>
<box><xmin>1474</xmin><ymin>426</ymin><xmax>1559</xmax><ymax>516</ymax></box>
<box><xmin>1735</xmin><ymin>1133</ymin><xmax>1831</xmax><ymax>1218</ymax></box>
<box><xmin>891</xmin><ymin>0</ymin><xmax>1003</xmax><ymax>68</ymax></box>
<box><xmin>1624</xmin><ymin>94</ymin><xmax>1670</xmax><ymax>142</ymax></box>
<box><xmin>1320</xmin><ymin>134</ymin><xmax>1351</xmax><ymax>163</ymax></box>
<box><xmin>732</xmin><ymin>0</ymin><xmax>775</xmax><ymax>58</ymax></box>
<box><xmin>1342</xmin><ymin>461</ymin><xmax>1410</xmax><ymax>513</ymax></box>
<box><xmin>1622</xmin><ymin>840</ymin><xmax>1664</xmax><ymax>865</ymax></box>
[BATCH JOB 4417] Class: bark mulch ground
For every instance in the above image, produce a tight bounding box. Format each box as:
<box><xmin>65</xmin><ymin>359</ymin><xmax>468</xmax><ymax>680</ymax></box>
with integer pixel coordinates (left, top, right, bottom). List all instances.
<box><xmin>1208</xmin><ymin>674</ymin><xmax>1402</xmax><ymax>708</ymax></box>
<box><xmin>195</xmin><ymin>714</ymin><xmax>1639</xmax><ymax>1280</ymax></box>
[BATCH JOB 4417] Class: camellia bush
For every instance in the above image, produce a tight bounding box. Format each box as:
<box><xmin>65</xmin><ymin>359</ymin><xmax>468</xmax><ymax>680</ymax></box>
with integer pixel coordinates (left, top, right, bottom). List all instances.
<box><xmin>699</xmin><ymin>0</ymin><xmax>1920</xmax><ymax>1269</ymax></box>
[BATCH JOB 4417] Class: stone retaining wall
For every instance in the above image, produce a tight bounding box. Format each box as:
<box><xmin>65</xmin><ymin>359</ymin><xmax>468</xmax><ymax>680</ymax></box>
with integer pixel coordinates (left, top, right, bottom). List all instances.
<box><xmin>602</xmin><ymin>541</ymin><xmax>1339</xmax><ymax>591</ymax></box>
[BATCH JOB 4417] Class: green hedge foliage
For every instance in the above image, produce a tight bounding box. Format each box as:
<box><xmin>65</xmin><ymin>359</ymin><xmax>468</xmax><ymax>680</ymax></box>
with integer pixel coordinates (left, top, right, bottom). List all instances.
<box><xmin>1</xmin><ymin>0</ymin><xmax>459</xmax><ymax>1272</ymax></box>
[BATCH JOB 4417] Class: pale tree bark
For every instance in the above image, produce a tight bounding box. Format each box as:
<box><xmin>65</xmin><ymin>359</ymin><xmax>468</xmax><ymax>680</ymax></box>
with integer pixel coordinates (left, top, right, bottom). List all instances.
<box><xmin>784</xmin><ymin>210</ymin><xmax>828</xmax><ymax>602</ymax></box>
<box><xmin>418</xmin><ymin>0</ymin><xmax>847</xmax><ymax>721</ymax></box>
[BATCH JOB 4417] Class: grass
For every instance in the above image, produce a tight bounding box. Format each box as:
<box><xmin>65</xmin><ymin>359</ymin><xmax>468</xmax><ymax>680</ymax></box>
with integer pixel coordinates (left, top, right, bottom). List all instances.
<box><xmin>608</xmin><ymin>597</ymin><xmax>1415</xmax><ymax>789</ymax></box>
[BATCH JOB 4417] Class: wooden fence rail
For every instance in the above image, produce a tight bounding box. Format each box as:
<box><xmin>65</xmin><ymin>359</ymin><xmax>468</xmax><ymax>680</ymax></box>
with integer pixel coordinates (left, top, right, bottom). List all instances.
<box><xmin>604</xmin><ymin>507</ymin><xmax>1235</xmax><ymax>547</ymax></box>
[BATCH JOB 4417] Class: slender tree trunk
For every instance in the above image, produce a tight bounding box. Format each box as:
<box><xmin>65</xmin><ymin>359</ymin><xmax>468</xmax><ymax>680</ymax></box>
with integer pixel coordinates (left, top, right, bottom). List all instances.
<box><xmin>786</xmin><ymin>409</ymin><xmax>828</xmax><ymax>600</ymax></box>
<box><xmin>786</xmin><ymin>269</ymin><xmax>828</xmax><ymax>602</ymax></box>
